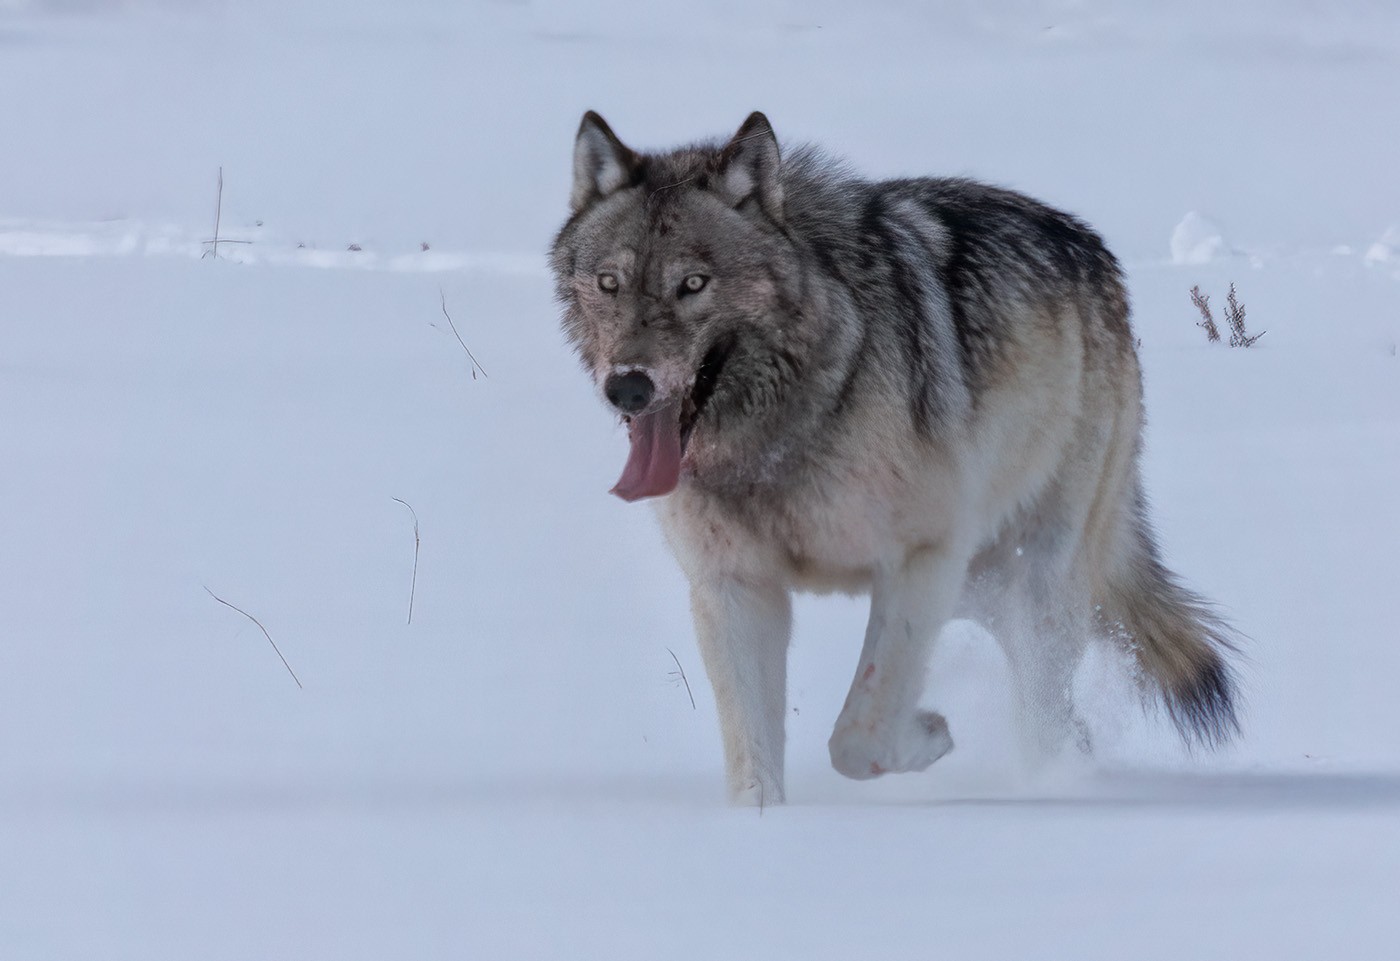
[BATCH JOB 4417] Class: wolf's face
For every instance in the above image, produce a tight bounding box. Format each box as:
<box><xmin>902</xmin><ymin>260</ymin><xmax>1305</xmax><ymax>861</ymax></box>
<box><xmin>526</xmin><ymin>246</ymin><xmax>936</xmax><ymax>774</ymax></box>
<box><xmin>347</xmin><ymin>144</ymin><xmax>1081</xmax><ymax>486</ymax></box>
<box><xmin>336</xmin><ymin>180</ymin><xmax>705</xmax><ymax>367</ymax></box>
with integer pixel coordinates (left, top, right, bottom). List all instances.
<box><xmin>551</xmin><ymin>112</ymin><xmax>804</xmax><ymax>501</ymax></box>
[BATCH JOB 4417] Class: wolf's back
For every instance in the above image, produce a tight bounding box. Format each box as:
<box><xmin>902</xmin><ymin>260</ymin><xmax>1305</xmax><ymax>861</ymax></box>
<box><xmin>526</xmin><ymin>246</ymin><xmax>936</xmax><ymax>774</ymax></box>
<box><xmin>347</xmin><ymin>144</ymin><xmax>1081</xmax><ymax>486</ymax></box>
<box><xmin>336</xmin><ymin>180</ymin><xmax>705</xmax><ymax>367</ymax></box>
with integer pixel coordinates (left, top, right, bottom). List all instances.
<box><xmin>781</xmin><ymin>157</ymin><xmax>1241</xmax><ymax>746</ymax></box>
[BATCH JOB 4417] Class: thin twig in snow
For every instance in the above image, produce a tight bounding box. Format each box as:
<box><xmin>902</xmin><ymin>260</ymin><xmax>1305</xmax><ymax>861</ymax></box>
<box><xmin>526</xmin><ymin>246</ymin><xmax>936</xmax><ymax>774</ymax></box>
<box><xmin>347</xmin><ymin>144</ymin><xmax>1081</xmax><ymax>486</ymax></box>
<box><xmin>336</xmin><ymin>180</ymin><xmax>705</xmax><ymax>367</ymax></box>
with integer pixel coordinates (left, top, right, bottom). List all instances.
<box><xmin>204</xmin><ymin>586</ymin><xmax>303</xmax><ymax>689</ymax></box>
<box><xmin>1190</xmin><ymin>285</ymin><xmax>1220</xmax><ymax>343</ymax></box>
<box><xmin>665</xmin><ymin>647</ymin><xmax>697</xmax><ymax>710</ymax></box>
<box><xmin>392</xmin><ymin>497</ymin><xmax>421</xmax><ymax>625</ymax></box>
<box><xmin>1224</xmin><ymin>282</ymin><xmax>1264</xmax><ymax>347</ymax></box>
<box><xmin>438</xmin><ymin>288</ymin><xmax>488</xmax><ymax>380</ymax></box>
<box><xmin>200</xmin><ymin>166</ymin><xmax>252</xmax><ymax>258</ymax></box>
<box><xmin>202</xmin><ymin>167</ymin><xmax>223</xmax><ymax>260</ymax></box>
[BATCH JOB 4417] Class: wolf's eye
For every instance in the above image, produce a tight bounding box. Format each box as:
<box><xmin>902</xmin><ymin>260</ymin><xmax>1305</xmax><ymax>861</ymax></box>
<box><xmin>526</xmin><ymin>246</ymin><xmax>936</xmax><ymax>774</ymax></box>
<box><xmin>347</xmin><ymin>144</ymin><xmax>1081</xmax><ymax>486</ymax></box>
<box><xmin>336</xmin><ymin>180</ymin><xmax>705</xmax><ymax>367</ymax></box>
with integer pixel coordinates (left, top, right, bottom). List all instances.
<box><xmin>679</xmin><ymin>274</ymin><xmax>709</xmax><ymax>296</ymax></box>
<box><xmin>598</xmin><ymin>272</ymin><xmax>619</xmax><ymax>292</ymax></box>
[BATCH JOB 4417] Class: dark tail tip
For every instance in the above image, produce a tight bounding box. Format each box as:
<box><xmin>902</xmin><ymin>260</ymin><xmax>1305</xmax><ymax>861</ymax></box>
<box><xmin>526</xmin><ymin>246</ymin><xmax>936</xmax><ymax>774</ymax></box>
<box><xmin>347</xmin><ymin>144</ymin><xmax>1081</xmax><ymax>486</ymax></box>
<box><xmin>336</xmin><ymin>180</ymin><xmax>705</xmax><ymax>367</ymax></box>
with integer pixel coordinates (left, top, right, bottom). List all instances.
<box><xmin>1165</xmin><ymin>654</ymin><xmax>1241</xmax><ymax>750</ymax></box>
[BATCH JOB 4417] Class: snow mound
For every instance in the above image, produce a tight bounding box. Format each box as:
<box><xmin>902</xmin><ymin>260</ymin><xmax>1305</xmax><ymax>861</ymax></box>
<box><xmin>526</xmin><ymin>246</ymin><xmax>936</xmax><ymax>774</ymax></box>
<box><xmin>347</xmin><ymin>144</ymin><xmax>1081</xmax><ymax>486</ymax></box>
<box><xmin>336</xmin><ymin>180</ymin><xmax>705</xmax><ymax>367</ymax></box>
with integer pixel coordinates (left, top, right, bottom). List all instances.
<box><xmin>1170</xmin><ymin>211</ymin><xmax>1229</xmax><ymax>265</ymax></box>
<box><xmin>1363</xmin><ymin>224</ymin><xmax>1400</xmax><ymax>266</ymax></box>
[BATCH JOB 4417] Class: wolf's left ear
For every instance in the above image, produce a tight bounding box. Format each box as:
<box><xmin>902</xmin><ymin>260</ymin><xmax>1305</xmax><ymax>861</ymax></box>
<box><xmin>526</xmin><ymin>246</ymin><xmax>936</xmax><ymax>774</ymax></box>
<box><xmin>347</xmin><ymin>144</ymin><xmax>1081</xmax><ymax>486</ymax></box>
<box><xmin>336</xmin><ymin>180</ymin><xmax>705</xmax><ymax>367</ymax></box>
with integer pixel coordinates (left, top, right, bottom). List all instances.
<box><xmin>716</xmin><ymin>112</ymin><xmax>784</xmax><ymax>223</ymax></box>
<box><xmin>571</xmin><ymin>111</ymin><xmax>640</xmax><ymax>213</ymax></box>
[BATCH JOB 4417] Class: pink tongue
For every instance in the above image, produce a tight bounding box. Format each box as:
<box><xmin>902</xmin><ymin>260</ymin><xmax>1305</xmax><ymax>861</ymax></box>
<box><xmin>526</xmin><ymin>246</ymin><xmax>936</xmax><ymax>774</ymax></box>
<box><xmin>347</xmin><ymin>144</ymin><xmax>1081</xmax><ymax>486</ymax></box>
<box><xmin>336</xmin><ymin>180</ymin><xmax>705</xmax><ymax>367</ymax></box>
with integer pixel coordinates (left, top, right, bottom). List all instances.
<box><xmin>611</xmin><ymin>403</ymin><xmax>683</xmax><ymax>502</ymax></box>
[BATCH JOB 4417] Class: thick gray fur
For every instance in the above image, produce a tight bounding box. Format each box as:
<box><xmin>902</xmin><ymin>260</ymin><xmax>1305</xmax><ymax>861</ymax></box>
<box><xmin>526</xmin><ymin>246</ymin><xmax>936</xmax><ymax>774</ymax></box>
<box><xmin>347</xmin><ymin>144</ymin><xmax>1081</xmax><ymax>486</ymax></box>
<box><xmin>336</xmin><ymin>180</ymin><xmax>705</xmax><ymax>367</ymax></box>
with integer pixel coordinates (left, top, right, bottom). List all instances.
<box><xmin>552</xmin><ymin>112</ymin><xmax>1240</xmax><ymax>804</ymax></box>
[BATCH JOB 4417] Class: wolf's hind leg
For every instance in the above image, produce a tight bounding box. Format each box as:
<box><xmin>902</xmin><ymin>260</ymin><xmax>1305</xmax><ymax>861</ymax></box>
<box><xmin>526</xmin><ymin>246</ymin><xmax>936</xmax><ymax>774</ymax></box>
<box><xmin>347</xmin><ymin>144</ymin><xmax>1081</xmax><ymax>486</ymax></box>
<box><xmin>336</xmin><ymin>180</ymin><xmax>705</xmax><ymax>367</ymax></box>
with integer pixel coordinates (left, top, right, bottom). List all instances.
<box><xmin>967</xmin><ymin>532</ymin><xmax>1094</xmax><ymax>762</ymax></box>
<box><xmin>997</xmin><ymin>589</ymin><xmax>1093</xmax><ymax>761</ymax></box>
<box><xmin>827</xmin><ymin>545</ymin><xmax>967</xmax><ymax>780</ymax></box>
<box><xmin>690</xmin><ymin>576</ymin><xmax>791</xmax><ymax>805</ymax></box>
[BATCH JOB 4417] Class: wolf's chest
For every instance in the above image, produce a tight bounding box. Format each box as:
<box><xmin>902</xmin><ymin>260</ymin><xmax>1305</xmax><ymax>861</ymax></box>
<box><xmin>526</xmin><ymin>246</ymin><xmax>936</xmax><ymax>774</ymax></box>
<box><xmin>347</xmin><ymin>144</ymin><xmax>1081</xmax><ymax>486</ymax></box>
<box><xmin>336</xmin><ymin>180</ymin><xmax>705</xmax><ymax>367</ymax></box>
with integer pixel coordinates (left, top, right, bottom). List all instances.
<box><xmin>745</xmin><ymin>458</ymin><xmax>946</xmax><ymax>592</ymax></box>
<box><xmin>663</xmin><ymin>435</ymin><xmax>956</xmax><ymax>592</ymax></box>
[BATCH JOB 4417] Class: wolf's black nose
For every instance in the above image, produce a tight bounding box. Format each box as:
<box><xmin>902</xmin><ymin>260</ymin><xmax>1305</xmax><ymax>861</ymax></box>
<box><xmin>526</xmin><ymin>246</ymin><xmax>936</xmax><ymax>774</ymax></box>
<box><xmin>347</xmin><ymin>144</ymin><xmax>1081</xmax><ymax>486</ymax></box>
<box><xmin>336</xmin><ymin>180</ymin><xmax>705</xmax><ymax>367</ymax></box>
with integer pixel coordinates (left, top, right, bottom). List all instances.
<box><xmin>605</xmin><ymin>370</ymin><xmax>655</xmax><ymax>414</ymax></box>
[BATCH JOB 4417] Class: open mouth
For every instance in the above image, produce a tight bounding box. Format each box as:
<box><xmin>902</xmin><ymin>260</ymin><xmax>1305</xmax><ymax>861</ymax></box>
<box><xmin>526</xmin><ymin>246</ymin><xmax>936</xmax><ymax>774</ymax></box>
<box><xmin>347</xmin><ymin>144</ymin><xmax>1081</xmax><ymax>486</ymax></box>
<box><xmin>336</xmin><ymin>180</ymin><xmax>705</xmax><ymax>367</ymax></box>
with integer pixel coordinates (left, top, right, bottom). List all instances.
<box><xmin>610</xmin><ymin>333</ymin><xmax>736</xmax><ymax>502</ymax></box>
<box><xmin>679</xmin><ymin>333</ymin><xmax>737</xmax><ymax>452</ymax></box>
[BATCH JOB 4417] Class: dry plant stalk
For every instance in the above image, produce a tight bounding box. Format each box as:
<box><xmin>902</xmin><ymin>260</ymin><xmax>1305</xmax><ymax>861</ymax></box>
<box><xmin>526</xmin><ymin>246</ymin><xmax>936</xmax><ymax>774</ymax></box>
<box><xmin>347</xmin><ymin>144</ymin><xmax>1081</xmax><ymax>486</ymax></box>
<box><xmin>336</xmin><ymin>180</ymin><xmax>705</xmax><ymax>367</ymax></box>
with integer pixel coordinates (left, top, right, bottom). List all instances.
<box><xmin>204</xmin><ymin>166</ymin><xmax>223</xmax><ymax>259</ymax></box>
<box><xmin>200</xmin><ymin>167</ymin><xmax>253</xmax><ymax>259</ymax></box>
<box><xmin>1224</xmin><ymin>283</ymin><xmax>1264</xmax><ymax>347</ymax></box>
<box><xmin>204</xmin><ymin>586</ymin><xmax>303</xmax><ymax>689</ymax></box>
<box><xmin>392</xmin><ymin>497</ymin><xmax>421</xmax><ymax>625</ymax></box>
<box><xmin>1191</xmin><ymin>283</ymin><xmax>1264</xmax><ymax>347</ymax></box>
<box><xmin>438</xmin><ymin>288</ymin><xmax>489</xmax><ymax>380</ymax></box>
<box><xmin>1190</xmin><ymin>285</ymin><xmax>1221</xmax><ymax>343</ymax></box>
<box><xmin>665</xmin><ymin>647</ymin><xmax>697</xmax><ymax>710</ymax></box>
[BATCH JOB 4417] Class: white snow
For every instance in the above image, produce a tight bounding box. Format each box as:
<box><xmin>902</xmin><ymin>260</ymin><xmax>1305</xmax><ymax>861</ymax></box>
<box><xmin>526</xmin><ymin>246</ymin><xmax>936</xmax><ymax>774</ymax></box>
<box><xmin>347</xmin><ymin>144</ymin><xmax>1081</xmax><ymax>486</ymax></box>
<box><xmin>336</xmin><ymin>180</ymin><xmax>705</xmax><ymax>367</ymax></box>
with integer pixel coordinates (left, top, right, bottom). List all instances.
<box><xmin>1170</xmin><ymin>211</ymin><xmax>1229</xmax><ymax>265</ymax></box>
<box><xmin>1364</xmin><ymin>224</ymin><xmax>1400</xmax><ymax>270</ymax></box>
<box><xmin>2</xmin><ymin>1</ymin><xmax>1399</xmax><ymax>959</ymax></box>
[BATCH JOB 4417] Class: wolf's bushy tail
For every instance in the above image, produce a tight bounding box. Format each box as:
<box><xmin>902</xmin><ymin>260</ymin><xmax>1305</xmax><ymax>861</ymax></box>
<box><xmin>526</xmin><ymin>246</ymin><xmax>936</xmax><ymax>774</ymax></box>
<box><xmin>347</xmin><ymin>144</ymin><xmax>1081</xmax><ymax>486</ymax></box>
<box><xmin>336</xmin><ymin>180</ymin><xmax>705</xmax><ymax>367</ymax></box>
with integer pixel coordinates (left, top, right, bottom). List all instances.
<box><xmin>1101</xmin><ymin>497</ymin><xmax>1241</xmax><ymax>747</ymax></box>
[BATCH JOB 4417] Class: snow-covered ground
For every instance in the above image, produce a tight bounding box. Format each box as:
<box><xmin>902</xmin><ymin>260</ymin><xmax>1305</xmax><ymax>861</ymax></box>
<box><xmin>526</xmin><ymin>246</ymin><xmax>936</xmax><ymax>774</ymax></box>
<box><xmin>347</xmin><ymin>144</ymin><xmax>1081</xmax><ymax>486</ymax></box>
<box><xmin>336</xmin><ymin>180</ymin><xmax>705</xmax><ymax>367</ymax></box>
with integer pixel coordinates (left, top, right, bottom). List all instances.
<box><xmin>2</xmin><ymin>1</ymin><xmax>1398</xmax><ymax>958</ymax></box>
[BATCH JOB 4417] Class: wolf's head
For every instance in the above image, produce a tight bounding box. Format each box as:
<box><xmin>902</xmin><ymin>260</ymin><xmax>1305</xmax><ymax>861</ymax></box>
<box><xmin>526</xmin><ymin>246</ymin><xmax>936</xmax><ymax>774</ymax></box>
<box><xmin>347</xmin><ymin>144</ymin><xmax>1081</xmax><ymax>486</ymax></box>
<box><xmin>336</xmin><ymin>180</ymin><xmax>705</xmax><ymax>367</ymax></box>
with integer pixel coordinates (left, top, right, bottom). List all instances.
<box><xmin>551</xmin><ymin>112</ymin><xmax>808</xmax><ymax>502</ymax></box>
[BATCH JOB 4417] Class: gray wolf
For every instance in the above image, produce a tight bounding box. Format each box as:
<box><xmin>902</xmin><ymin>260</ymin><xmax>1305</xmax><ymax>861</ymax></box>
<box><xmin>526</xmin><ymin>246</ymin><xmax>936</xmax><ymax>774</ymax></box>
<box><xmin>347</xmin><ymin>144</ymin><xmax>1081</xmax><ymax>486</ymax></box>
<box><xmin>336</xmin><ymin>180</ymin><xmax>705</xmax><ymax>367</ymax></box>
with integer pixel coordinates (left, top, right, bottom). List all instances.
<box><xmin>551</xmin><ymin>111</ymin><xmax>1239</xmax><ymax>804</ymax></box>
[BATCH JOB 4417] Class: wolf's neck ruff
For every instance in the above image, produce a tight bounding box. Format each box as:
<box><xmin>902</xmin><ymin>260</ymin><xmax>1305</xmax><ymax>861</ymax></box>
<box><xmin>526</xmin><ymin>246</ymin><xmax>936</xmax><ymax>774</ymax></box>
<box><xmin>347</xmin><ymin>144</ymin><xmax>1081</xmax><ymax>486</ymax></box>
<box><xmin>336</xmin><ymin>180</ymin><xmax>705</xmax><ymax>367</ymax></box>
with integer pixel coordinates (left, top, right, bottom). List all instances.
<box><xmin>611</xmin><ymin>403</ymin><xmax>684</xmax><ymax>501</ymax></box>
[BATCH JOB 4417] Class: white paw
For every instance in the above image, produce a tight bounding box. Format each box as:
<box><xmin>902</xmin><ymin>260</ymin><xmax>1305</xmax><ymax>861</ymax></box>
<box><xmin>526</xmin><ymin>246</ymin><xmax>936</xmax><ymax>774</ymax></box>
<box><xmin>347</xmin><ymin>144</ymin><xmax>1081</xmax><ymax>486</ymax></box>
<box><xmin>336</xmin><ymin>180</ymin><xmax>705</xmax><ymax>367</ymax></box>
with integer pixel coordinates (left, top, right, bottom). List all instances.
<box><xmin>828</xmin><ymin>711</ymin><xmax>954</xmax><ymax>781</ymax></box>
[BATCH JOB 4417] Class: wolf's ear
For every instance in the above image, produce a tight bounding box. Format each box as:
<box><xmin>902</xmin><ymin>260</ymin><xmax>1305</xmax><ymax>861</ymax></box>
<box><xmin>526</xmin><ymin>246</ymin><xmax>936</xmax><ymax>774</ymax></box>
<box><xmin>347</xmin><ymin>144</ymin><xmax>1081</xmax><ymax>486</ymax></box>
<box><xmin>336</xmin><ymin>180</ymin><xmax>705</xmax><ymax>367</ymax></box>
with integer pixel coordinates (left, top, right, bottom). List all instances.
<box><xmin>716</xmin><ymin>112</ymin><xmax>784</xmax><ymax>223</ymax></box>
<box><xmin>571</xmin><ymin>111</ymin><xmax>640</xmax><ymax>213</ymax></box>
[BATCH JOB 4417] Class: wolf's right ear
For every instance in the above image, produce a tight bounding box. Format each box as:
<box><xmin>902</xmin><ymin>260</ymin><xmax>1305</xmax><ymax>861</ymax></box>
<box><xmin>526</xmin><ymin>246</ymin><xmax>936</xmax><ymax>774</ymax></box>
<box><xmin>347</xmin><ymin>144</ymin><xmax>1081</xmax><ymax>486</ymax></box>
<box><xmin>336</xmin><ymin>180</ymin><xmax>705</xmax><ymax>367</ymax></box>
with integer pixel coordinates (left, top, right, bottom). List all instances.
<box><xmin>571</xmin><ymin>112</ymin><xmax>640</xmax><ymax>213</ymax></box>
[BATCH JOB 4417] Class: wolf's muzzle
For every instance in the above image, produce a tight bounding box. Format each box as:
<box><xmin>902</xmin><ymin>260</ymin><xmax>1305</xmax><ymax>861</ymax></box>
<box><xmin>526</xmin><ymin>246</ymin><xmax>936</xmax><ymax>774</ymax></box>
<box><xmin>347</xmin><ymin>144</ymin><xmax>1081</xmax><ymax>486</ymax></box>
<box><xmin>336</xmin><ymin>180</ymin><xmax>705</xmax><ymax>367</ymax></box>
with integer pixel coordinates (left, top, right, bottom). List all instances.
<box><xmin>604</xmin><ymin>370</ymin><xmax>655</xmax><ymax>414</ymax></box>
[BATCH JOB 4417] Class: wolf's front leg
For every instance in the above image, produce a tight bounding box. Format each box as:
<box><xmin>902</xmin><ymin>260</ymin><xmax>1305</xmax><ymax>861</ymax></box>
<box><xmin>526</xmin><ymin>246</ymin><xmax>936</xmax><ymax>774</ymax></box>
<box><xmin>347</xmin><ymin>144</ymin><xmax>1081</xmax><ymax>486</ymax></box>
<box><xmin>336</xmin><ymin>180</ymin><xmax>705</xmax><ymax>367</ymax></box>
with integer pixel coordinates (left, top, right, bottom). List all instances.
<box><xmin>689</xmin><ymin>576</ymin><xmax>792</xmax><ymax>805</ymax></box>
<box><xmin>828</xmin><ymin>545</ymin><xmax>969</xmax><ymax>780</ymax></box>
